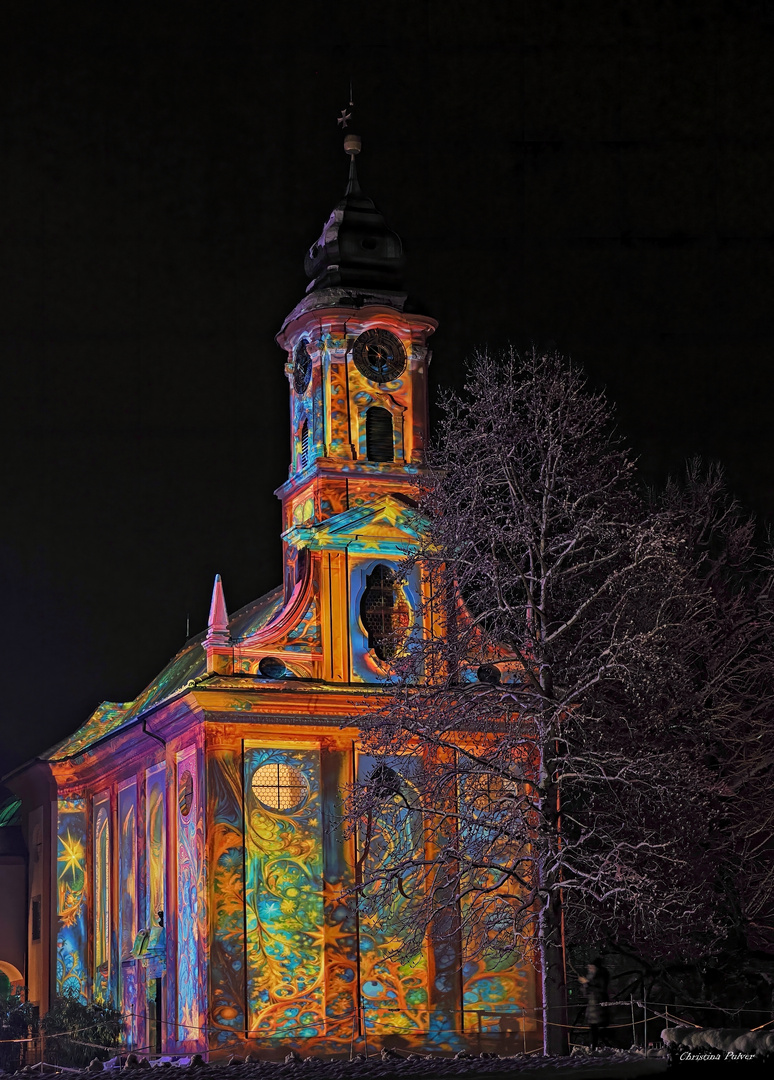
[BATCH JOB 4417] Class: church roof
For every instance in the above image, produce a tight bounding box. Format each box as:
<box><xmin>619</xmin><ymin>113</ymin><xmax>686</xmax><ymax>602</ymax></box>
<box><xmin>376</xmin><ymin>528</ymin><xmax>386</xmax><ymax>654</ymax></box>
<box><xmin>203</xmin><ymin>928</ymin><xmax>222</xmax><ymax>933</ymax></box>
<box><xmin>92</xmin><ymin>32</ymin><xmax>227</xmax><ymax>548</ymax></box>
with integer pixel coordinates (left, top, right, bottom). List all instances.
<box><xmin>44</xmin><ymin>585</ymin><xmax>285</xmax><ymax>762</ymax></box>
<box><xmin>303</xmin><ymin>148</ymin><xmax>405</xmax><ymax>296</ymax></box>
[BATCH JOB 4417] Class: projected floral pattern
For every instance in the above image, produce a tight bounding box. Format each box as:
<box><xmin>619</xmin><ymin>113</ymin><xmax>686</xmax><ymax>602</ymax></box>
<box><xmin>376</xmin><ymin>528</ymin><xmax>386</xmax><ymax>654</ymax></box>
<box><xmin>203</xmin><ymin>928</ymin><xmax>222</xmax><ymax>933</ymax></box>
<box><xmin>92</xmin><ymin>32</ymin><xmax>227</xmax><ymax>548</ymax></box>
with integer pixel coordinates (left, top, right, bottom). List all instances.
<box><xmin>459</xmin><ymin>772</ymin><xmax>535</xmax><ymax>1035</ymax></box>
<box><xmin>357</xmin><ymin>756</ymin><xmax>430</xmax><ymax>1038</ymax></box>
<box><xmin>208</xmin><ymin>746</ymin><xmax>246</xmax><ymax>1047</ymax></box>
<box><xmin>244</xmin><ymin>745</ymin><xmax>324</xmax><ymax>1040</ymax></box>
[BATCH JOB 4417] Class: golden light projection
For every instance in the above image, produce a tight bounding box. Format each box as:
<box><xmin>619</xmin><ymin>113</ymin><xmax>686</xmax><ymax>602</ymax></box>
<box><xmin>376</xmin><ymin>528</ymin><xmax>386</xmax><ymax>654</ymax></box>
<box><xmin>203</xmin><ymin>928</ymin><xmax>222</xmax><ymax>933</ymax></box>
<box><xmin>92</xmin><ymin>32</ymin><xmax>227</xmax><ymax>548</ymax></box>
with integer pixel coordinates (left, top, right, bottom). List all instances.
<box><xmin>57</xmin><ymin>830</ymin><xmax>85</xmax><ymax>884</ymax></box>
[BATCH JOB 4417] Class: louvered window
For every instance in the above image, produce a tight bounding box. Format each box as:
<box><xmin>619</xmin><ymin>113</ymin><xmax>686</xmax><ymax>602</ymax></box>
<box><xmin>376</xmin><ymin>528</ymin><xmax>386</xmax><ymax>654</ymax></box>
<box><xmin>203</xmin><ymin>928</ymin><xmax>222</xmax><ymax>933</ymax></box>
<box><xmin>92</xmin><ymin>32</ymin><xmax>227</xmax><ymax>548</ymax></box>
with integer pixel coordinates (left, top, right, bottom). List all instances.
<box><xmin>360</xmin><ymin>564</ymin><xmax>409</xmax><ymax>661</ymax></box>
<box><xmin>366</xmin><ymin>406</ymin><xmax>393</xmax><ymax>462</ymax></box>
<box><xmin>299</xmin><ymin>420</ymin><xmax>309</xmax><ymax>470</ymax></box>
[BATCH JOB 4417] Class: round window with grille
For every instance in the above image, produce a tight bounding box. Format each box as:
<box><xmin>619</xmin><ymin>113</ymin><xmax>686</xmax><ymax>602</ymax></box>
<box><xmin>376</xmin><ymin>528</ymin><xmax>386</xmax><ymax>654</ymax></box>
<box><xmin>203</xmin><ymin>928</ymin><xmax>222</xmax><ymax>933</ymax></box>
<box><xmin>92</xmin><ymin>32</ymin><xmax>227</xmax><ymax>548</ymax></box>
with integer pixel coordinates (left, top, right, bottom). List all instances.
<box><xmin>353</xmin><ymin>329</ymin><xmax>406</xmax><ymax>383</ymax></box>
<box><xmin>251</xmin><ymin>762</ymin><xmax>308</xmax><ymax>812</ymax></box>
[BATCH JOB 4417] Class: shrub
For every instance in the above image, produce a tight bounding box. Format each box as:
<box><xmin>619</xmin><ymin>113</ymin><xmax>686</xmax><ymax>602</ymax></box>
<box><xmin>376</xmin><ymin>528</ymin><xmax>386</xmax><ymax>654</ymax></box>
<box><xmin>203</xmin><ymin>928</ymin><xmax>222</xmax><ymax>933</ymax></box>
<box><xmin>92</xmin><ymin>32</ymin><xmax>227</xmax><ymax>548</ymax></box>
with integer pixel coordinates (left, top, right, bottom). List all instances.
<box><xmin>41</xmin><ymin>993</ymin><xmax>122</xmax><ymax>1068</ymax></box>
<box><xmin>0</xmin><ymin>990</ymin><xmax>38</xmax><ymax>1073</ymax></box>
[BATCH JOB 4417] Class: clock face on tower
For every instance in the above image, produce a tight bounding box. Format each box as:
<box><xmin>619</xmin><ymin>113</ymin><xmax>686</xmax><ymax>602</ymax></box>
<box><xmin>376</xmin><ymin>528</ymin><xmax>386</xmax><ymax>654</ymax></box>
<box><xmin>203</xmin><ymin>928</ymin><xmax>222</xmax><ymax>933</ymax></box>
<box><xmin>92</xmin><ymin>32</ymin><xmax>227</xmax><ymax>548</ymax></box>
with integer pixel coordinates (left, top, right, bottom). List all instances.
<box><xmin>293</xmin><ymin>339</ymin><xmax>312</xmax><ymax>394</ymax></box>
<box><xmin>353</xmin><ymin>329</ymin><xmax>406</xmax><ymax>383</ymax></box>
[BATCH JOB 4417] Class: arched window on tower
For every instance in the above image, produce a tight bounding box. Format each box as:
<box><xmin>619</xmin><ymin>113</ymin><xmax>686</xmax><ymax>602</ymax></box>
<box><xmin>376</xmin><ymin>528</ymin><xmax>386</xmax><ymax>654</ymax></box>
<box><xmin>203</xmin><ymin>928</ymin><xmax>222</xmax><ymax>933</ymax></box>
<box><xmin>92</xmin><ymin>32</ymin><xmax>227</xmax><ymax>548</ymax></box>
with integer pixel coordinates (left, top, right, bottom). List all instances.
<box><xmin>299</xmin><ymin>419</ymin><xmax>309</xmax><ymax>471</ymax></box>
<box><xmin>360</xmin><ymin>564</ymin><xmax>409</xmax><ymax>661</ymax></box>
<box><xmin>366</xmin><ymin>406</ymin><xmax>394</xmax><ymax>462</ymax></box>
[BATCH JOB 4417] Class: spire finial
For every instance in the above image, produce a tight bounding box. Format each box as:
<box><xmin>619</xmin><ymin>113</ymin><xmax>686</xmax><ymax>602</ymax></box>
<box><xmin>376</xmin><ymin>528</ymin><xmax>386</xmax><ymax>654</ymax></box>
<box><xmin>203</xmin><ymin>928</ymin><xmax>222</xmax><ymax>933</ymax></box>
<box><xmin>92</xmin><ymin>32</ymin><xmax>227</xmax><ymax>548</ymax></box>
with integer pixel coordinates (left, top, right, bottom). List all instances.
<box><xmin>337</xmin><ymin>83</ymin><xmax>362</xmax><ymax>193</ymax></box>
<box><xmin>303</xmin><ymin>90</ymin><xmax>405</xmax><ymax>294</ymax></box>
<box><xmin>336</xmin><ymin>81</ymin><xmax>355</xmax><ymax>129</ymax></box>
<box><xmin>337</xmin><ymin>83</ymin><xmax>362</xmax><ymax>160</ymax></box>
<box><xmin>204</xmin><ymin>573</ymin><xmax>229</xmax><ymax>646</ymax></box>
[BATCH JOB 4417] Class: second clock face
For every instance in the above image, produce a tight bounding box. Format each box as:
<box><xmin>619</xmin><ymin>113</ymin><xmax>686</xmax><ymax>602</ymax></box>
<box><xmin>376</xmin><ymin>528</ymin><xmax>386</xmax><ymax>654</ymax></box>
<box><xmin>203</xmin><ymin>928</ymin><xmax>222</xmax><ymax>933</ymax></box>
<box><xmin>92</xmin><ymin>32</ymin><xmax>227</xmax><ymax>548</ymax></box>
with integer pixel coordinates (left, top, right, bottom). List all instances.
<box><xmin>293</xmin><ymin>340</ymin><xmax>312</xmax><ymax>394</ymax></box>
<box><xmin>353</xmin><ymin>329</ymin><xmax>406</xmax><ymax>383</ymax></box>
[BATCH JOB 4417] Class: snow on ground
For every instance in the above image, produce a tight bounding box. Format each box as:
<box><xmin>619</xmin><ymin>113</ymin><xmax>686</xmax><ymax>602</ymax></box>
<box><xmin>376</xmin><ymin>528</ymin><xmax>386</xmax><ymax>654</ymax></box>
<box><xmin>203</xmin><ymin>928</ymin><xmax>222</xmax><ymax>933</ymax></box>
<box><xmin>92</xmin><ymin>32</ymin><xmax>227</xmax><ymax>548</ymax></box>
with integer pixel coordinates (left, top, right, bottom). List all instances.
<box><xmin>661</xmin><ymin>1024</ymin><xmax>774</xmax><ymax>1056</ymax></box>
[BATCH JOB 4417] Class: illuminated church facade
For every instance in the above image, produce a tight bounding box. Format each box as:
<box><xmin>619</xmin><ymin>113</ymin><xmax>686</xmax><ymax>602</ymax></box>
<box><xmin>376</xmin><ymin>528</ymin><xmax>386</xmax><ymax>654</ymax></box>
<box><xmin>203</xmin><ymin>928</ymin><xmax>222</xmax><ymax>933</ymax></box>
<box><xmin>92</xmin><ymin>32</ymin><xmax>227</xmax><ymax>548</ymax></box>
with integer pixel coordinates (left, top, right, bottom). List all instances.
<box><xmin>7</xmin><ymin>134</ymin><xmax>537</xmax><ymax>1058</ymax></box>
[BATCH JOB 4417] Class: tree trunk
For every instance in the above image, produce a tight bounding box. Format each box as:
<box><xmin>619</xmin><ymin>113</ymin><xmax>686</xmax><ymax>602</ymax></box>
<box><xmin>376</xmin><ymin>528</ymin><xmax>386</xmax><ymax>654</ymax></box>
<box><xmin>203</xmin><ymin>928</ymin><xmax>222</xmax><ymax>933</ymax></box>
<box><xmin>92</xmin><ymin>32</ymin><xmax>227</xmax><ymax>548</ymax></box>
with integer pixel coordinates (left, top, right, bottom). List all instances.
<box><xmin>538</xmin><ymin>735</ymin><xmax>568</xmax><ymax>1056</ymax></box>
<box><xmin>540</xmin><ymin>885</ymin><xmax>569</xmax><ymax>1055</ymax></box>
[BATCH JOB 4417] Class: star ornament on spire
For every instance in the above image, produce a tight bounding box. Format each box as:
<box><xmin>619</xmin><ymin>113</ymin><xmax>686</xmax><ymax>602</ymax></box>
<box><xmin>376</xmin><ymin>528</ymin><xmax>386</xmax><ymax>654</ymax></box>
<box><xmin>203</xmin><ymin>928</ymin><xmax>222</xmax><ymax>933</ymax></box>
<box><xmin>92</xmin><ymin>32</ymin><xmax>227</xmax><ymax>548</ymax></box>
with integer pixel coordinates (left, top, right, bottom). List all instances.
<box><xmin>337</xmin><ymin>108</ymin><xmax>352</xmax><ymax>129</ymax></box>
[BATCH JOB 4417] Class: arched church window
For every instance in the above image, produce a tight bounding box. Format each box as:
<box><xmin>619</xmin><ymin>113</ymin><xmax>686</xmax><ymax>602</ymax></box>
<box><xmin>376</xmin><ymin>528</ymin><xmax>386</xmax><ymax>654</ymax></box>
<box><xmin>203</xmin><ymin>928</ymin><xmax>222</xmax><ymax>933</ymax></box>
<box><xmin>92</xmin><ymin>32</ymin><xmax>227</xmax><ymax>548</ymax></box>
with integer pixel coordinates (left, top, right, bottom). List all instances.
<box><xmin>299</xmin><ymin>419</ymin><xmax>309</xmax><ymax>470</ymax></box>
<box><xmin>366</xmin><ymin>407</ymin><xmax>393</xmax><ymax>462</ymax></box>
<box><xmin>94</xmin><ymin>806</ymin><xmax>110</xmax><ymax>970</ymax></box>
<box><xmin>147</xmin><ymin>779</ymin><xmax>165</xmax><ymax>932</ymax></box>
<box><xmin>360</xmin><ymin>564</ymin><xmax>409</xmax><ymax>661</ymax></box>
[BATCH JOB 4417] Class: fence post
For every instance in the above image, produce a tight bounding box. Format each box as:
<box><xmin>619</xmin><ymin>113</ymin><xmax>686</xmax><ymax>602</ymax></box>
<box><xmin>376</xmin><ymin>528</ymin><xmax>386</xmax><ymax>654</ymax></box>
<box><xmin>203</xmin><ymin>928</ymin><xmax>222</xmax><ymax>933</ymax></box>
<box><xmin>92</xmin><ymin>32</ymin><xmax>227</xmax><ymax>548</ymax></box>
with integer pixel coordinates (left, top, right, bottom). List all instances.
<box><xmin>643</xmin><ymin>993</ymin><xmax>648</xmax><ymax>1057</ymax></box>
<box><xmin>630</xmin><ymin>994</ymin><xmax>636</xmax><ymax>1048</ymax></box>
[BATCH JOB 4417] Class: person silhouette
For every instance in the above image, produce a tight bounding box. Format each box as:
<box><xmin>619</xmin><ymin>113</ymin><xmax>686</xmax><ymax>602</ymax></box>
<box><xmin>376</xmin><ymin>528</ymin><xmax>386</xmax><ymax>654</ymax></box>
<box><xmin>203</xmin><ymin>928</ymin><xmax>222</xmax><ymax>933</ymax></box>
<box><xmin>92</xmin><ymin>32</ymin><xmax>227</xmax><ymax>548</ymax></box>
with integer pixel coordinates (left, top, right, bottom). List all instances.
<box><xmin>579</xmin><ymin>958</ymin><xmax>610</xmax><ymax>1051</ymax></box>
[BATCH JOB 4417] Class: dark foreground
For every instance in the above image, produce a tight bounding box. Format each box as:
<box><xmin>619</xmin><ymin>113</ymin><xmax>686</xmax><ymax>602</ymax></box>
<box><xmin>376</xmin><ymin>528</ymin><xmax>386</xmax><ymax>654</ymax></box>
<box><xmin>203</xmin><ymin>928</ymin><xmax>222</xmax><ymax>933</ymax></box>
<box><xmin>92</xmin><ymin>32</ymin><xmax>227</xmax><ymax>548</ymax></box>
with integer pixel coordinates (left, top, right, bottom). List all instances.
<box><xmin>2</xmin><ymin>1048</ymin><xmax>671</xmax><ymax>1080</ymax></box>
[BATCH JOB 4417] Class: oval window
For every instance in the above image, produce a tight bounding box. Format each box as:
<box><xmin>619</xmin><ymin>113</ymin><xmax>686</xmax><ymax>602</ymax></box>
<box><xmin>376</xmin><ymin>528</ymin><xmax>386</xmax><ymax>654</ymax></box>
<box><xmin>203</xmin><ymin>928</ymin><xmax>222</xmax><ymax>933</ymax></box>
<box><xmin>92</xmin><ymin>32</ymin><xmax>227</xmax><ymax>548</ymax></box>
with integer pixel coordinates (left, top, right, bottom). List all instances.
<box><xmin>293</xmin><ymin>339</ymin><xmax>312</xmax><ymax>394</ymax></box>
<box><xmin>360</xmin><ymin>564</ymin><xmax>410</xmax><ymax>661</ymax></box>
<box><xmin>178</xmin><ymin>771</ymin><xmax>193</xmax><ymax>819</ymax></box>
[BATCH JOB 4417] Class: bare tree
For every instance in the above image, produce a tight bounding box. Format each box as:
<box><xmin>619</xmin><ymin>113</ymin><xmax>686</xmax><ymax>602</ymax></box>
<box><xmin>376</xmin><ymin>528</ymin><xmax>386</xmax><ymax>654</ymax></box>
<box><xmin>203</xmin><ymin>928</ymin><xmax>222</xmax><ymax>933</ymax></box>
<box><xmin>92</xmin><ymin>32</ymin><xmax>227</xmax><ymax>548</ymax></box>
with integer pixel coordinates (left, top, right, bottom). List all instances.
<box><xmin>348</xmin><ymin>349</ymin><xmax>728</xmax><ymax>1054</ymax></box>
<box><xmin>658</xmin><ymin>463</ymin><xmax>774</xmax><ymax>961</ymax></box>
<box><xmin>584</xmin><ymin>464</ymin><xmax>774</xmax><ymax>1022</ymax></box>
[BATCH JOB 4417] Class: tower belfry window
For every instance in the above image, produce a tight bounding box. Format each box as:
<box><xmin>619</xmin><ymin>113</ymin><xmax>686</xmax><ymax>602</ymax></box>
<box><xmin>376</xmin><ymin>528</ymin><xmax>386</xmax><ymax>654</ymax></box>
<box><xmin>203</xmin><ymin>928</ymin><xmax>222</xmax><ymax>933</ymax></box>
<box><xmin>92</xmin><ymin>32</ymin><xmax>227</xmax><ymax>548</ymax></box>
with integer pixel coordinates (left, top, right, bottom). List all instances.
<box><xmin>300</xmin><ymin>420</ymin><xmax>309</xmax><ymax>470</ymax></box>
<box><xmin>366</xmin><ymin>407</ymin><xmax>393</xmax><ymax>462</ymax></box>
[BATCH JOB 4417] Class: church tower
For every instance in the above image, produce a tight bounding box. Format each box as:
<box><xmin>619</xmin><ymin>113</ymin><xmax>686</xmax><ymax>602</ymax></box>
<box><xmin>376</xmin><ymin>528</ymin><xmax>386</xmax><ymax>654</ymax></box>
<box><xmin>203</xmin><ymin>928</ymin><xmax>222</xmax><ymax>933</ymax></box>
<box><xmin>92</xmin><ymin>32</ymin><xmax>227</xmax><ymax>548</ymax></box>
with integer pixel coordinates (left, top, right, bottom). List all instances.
<box><xmin>273</xmin><ymin>129</ymin><xmax>437</xmax><ymax>684</ymax></box>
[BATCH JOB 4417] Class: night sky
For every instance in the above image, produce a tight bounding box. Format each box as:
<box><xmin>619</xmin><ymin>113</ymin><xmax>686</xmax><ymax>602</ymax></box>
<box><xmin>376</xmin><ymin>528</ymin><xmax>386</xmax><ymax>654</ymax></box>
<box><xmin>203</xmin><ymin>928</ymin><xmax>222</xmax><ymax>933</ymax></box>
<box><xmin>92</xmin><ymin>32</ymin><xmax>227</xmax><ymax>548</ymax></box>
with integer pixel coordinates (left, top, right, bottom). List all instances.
<box><xmin>2</xmin><ymin>0</ymin><xmax>773</xmax><ymax>780</ymax></box>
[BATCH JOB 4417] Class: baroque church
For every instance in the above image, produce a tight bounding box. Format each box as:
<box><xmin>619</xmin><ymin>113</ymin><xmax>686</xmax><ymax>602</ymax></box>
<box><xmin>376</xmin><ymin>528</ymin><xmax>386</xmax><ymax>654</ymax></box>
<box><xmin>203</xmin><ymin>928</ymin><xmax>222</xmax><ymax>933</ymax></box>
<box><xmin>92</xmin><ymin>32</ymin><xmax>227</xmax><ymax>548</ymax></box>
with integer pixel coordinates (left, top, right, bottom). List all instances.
<box><xmin>6</xmin><ymin>130</ymin><xmax>538</xmax><ymax>1058</ymax></box>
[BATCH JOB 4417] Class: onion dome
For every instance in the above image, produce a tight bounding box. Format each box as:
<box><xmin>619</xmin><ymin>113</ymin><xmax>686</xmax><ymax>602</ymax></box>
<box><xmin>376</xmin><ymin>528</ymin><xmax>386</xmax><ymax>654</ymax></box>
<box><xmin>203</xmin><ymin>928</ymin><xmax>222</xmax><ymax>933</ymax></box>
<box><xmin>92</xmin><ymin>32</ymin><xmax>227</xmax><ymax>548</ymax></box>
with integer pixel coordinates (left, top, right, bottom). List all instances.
<box><xmin>304</xmin><ymin>134</ymin><xmax>405</xmax><ymax>294</ymax></box>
